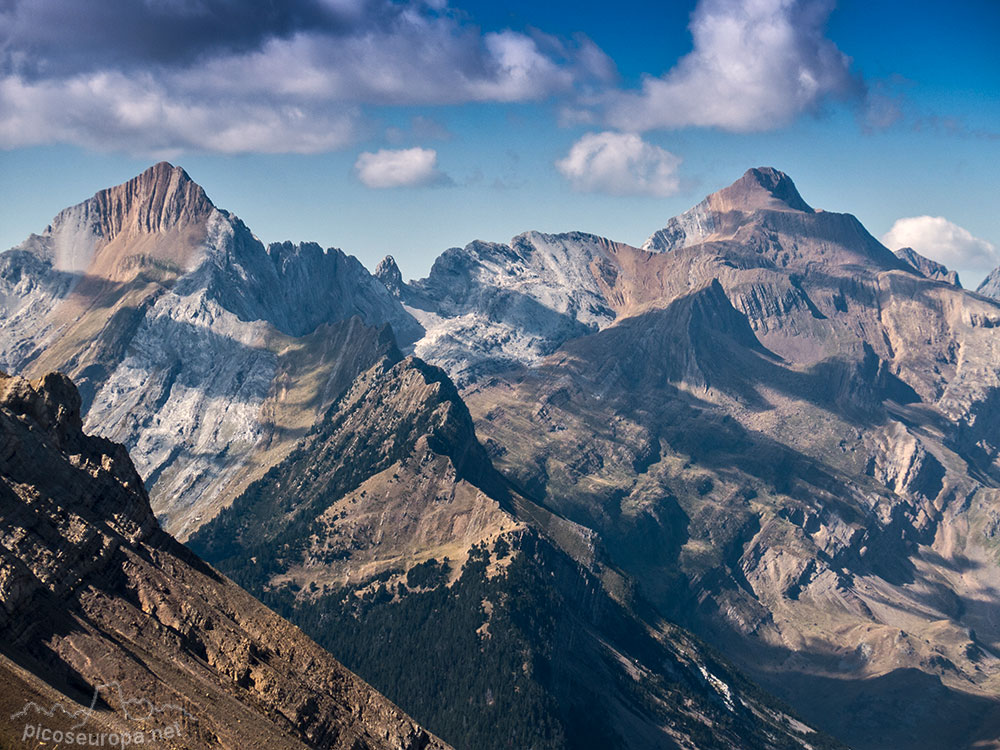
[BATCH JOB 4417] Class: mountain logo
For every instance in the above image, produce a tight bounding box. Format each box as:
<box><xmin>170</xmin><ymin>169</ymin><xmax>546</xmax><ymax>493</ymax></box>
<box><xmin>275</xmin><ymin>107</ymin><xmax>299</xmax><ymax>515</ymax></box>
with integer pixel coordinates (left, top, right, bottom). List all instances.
<box><xmin>11</xmin><ymin>680</ymin><xmax>195</xmax><ymax>745</ymax></box>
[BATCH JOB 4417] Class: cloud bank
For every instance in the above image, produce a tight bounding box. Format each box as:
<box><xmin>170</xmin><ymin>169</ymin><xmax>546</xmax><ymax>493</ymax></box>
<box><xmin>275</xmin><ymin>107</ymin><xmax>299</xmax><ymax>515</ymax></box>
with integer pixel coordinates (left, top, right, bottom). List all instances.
<box><xmin>556</xmin><ymin>132</ymin><xmax>681</xmax><ymax>197</ymax></box>
<box><xmin>0</xmin><ymin>0</ymin><xmax>613</xmax><ymax>154</ymax></box>
<box><xmin>882</xmin><ymin>216</ymin><xmax>998</xmax><ymax>272</ymax></box>
<box><xmin>0</xmin><ymin>0</ymin><xmax>872</xmax><ymax>158</ymax></box>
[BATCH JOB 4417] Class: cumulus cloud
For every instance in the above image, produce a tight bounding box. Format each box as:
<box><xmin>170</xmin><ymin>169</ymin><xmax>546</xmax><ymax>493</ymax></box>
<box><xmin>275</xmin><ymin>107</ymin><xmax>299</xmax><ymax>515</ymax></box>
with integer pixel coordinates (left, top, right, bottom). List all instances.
<box><xmin>601</xmin><ymin>0</ymin><xmax>860</xmax><ymax>132</ymax></box>
<box><xmin>354</xmin><ymin>147</ymin><xmax>449</xmax><ymax>188</ymax></box>
<box><xmin>0</xmin><ymin>0</ymin><xmax>613</xmax><ymax>154</ymax></box>
<box><xmin>555</xmin><ymin>132</ymin><xmax>682</xmax><ymax>197</ymax></box>
<box><xmin>882</xmin><ymin>216</ymin><xmax>999</xmax><ymax>272</ymax></box>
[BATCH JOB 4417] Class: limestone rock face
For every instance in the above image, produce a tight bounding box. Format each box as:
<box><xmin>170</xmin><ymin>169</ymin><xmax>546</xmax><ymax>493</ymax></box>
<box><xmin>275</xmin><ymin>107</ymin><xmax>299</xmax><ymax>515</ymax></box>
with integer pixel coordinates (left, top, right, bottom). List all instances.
<box><xmin>400</xmin><ymin>231</ymin><xmax>620</xmax><ymax>384</ymax></box>
<box><xmin>0</xmin><ymin>370</ymin><xmax>449</xmax><ymax>750</ymax></box>
<box><xmin>0</xmin><ymin>164</ymin><xmax>417</xmax><ymax>536</ymax></box>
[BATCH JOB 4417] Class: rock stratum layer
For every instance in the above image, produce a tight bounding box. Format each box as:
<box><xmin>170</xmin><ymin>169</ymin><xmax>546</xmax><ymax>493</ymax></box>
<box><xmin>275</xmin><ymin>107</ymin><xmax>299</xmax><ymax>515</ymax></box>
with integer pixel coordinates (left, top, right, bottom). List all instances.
<box><xmin>0</xmin><ymin>369</ymin><xmax>448</xmax><ymax>750</ymax></box>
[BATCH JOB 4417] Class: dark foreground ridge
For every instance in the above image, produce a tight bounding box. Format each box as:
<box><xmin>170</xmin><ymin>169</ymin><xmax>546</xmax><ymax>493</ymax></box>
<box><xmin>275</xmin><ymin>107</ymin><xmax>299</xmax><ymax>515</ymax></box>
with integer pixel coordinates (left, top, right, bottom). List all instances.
<box><xmin>0</xmin><ymin>369</ymin><xmax>449</xmax><ymax>750</ymax></box>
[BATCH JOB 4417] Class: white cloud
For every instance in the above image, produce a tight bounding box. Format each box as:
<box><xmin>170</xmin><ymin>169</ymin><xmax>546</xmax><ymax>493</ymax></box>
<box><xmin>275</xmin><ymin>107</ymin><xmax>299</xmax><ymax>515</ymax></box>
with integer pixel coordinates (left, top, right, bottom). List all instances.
<box><xmin>0</xmin><ymin>0</ymin><xmax>872</xmax><ymax>154</ymax></box>
<box><xmin>602</xmin><ymin>0</ymin><xmax>858</xmax><ymax>132</ymax></box>
<box><xmin>354</xmin><ymin>147</ymin><xmax>449</xmax><ymax>188</ymax></box>
<box><xmin>882</xmin><ymin>216</ymin><xmax>998</xmax><ymax>272</ymax></box>
<box><xmin>555</xmin><ymin>132</ymin><xmax>682</xmax><ymax>197</ymax></box>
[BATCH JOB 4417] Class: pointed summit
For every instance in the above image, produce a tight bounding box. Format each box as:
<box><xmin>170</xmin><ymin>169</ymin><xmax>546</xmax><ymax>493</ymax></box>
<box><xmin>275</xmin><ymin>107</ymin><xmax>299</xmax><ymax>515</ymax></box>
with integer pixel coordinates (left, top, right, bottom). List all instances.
<box><xmin>374</xmin><ymin>254</ymin><xmax>405</xmax><ymax>298</ymax></box>
<box><xmin>707</xmin><ymin>167</ymin><xmax>813</xmax><ymax>214</ymax></box>
<box><xmin>83</xmin><ymin>161</ymin><xmax>215</xmax><ymax>241</ymax></box>
<box><xmin>26</xmin><ymin>162</ymin><xmax>218</xmax><ymax>276</ymax></box>
<box><xmin>644</xmin><ymin>167</ymin><xmax>815</xmax><ymax>253</ymax></box>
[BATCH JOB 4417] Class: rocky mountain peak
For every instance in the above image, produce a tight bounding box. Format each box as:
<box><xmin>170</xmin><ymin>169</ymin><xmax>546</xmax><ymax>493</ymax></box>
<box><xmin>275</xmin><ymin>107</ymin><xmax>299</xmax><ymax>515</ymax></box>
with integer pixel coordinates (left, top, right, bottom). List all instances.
<box><xmin>976</xmin><ymin>265</ymin><xmax>1000</xmax><ymax>300</ymax></box>
<box><xmin>642</xmin><ymin>166</ymin><xmax>814</xmax><ymax>253</ymax></box>
<box><xmin>707</xmin><ymin>166</ymin><xmax>814</xmax><ymax>214</ymax></box>
<box><xmin>18</xmin><ymin>161</ymin><xmax>219</xmax><ymax>276</ymax></box>
<box><xmin>69</xmin><ymin>160</ymin><xmax>215</xmax><ymax>243</ymax></box>
<box><xmin>374</xmin><ymin>254</ymin><xmax>405</xmax><ymax>297</ymax></box>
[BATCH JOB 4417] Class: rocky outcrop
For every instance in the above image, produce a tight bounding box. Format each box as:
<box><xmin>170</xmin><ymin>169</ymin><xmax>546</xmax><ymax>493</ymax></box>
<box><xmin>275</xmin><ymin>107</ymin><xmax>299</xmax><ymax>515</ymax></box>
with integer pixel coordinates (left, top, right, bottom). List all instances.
<box><xmin>0</xmin><ymin>370</ymin><xmax>449</xmax><ymax>750</ymax></box>
<box><xmin>0</xmin><ymin>370</ymin><xmax>156</xmax><ymax>628</ymax></box>
<box><xmin>894</xmin><ymin>246</ymin><xmax>961</xmax><ymax>287</ymax></box>
<box><xmin>976</xmin><ymin>265</ymin><xmax>1000</xmax><ymax>300</ymax></box>
<box><xmin>374</xmin><ymin>254</ymin><xmax>406</xmax><ymax>298</ymax></box>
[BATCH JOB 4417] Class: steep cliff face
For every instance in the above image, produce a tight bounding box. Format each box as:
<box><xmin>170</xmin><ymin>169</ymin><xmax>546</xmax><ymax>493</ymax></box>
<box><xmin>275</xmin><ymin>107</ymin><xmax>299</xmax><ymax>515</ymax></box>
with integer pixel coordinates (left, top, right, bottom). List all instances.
<box><xmin>0</xmin><ymin>163</ymin><xmax>418</xmax><ymax>536</ymax></box>
<box><xmin>401</xmin><ymin>232</ymin><xmax>620</xmax><ymax>384</ymax></box>
<box><xmin>190</xmin><ymin>354</ymin><xmax>836</xmax><ymax>750</ymax></box>
<box><xmin>0</xmin><ymin>370</ymin><xmax>448</xmax><ymax>750</ymax></box>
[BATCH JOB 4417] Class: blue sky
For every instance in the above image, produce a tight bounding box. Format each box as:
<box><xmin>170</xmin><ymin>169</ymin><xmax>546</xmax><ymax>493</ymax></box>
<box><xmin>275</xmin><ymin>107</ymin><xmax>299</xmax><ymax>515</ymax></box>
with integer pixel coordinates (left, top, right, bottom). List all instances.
<box><xmin>1</xmin><ymin>0</ymin><xmax>997</xmax><ymax>285</ymax></box>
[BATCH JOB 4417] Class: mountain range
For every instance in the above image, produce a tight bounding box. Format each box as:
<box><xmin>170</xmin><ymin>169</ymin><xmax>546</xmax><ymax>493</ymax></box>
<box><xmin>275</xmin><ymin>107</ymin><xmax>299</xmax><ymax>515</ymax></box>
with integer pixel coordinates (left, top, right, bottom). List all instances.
<box><xmin>4</xmin><ymin>163</ymin><xmax>1000</xmax><ymax>748</ymax></box>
